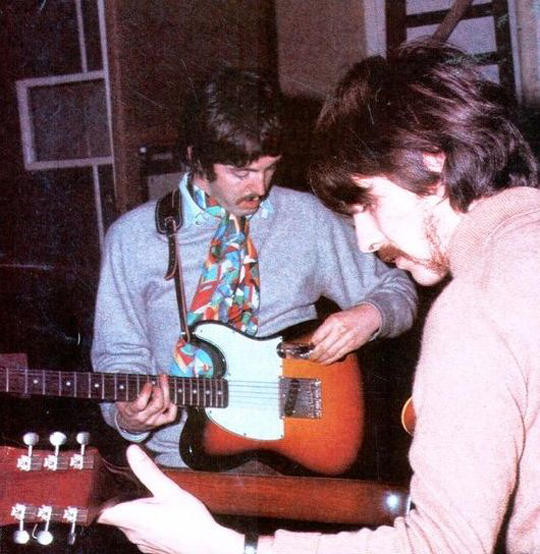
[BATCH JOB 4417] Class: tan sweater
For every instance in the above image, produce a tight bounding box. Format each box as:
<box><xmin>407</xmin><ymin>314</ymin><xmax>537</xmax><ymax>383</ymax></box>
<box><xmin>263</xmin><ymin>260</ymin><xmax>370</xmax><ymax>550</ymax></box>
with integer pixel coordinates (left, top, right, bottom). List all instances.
<box><xmin>269</xmin><ymin>187</ymin><xmax>540</xmax><ymax>554</ymax></box>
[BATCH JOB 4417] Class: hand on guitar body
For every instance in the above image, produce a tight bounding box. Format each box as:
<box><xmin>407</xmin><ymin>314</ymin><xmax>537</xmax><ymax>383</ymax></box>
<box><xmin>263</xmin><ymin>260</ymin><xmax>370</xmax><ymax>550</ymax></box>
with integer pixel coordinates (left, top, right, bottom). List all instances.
<box><xmin>309</xmin><ymin>303</ymin><xmax>382</xmax><ymax>365</ymax></box>
<box><xmin>116</xmin><ymin>374</ymin><xmax>178</xmax><ymax>433</ymax></box>
<box><xmin>99</xmin><ymin>445</ymin><xmax>247</xmax><ymax>554</ymax></box>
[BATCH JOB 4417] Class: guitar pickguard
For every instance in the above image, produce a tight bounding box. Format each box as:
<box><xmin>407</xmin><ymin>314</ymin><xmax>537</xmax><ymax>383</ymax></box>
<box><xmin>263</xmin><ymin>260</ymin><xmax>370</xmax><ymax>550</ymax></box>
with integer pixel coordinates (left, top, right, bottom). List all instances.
<box><xmin>193</xmin><ymin>323</ymin><xmax>285</xmax><ymax>440</ymax></box>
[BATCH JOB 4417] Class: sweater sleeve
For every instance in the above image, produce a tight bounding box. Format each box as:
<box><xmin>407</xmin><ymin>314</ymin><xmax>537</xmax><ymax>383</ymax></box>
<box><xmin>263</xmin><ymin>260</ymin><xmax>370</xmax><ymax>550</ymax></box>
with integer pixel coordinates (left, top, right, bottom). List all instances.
<box><xmin>91</xmin><ymin>217</ymin><xmax>154</xmax><ymax>441</ymax></box>
<box><xmin>313</xmin><ymin>207</ymin><xmax>417</xmax><ymax>339</ymax></box>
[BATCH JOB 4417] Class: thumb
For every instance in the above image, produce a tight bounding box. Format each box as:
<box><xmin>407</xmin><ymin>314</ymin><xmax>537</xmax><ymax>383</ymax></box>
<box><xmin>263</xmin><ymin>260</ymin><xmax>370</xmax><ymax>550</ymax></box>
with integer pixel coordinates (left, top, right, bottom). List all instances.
<box><xmin>126</xmin><ymin>445</ymin><xmax>178</xmax><ymax>499</ymax></box>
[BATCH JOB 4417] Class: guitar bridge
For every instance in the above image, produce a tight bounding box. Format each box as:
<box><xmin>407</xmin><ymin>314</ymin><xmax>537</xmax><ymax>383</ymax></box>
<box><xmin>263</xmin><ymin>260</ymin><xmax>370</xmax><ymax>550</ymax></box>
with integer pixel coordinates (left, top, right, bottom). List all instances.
<box><xmin>279</xmin><ymin>378</ymin><xmax>322</xmax><ymax>419</ymax></box>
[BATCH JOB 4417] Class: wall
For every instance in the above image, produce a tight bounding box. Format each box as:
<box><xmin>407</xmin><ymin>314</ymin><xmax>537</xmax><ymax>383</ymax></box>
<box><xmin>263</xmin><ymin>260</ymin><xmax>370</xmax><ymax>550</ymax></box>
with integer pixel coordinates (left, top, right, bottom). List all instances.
<box><xmin>105</xmin><ymin>0</ymin><xmax>278</xmax><ymax>211</ymax></box>
<box><xmin>275</xmin><ymin>0</ymin><xmax>367</xmax><ymax>97</ymax></box>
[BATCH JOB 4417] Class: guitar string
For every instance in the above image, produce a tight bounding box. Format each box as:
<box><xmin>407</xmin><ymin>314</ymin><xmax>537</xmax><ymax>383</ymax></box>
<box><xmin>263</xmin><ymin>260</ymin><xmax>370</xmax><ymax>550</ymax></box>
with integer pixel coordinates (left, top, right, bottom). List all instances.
<box><xmin>0</xmin><ymin>369</ymin><xmax>333</xmax><ymax>404</ymax></box>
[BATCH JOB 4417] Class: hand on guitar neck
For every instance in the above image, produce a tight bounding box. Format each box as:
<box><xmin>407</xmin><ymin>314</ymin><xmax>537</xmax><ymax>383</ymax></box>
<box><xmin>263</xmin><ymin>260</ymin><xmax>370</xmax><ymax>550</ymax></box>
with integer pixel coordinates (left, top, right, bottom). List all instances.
<box><xmin>116</xmin><ymin>374</ymin><xmax>178</xmax><ymax>433</ymax></box>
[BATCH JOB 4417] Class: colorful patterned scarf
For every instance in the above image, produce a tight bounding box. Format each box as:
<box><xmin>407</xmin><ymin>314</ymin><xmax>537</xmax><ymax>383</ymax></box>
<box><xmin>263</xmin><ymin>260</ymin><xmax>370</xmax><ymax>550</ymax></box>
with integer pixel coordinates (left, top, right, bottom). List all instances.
<box><xmin>170</xmin><ymin>185</ymin><xmax>260</xmax><ymax>377</ymax></box>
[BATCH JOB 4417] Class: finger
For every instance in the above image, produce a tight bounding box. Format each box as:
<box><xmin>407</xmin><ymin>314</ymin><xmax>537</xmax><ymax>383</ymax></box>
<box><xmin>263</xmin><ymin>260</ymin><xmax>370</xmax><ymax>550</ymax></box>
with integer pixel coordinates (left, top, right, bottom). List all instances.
<box><xmin>143</xmin><ymin>384</ymin><xmax>166</xmax><ymax>415</ymax></box>
<box><xmin>311</xmin><ymin>332</ymin><xmax>352</xmax><ymax>364</ymax></box>
<box><xmin>126</xmin><ymin>445</ymin><xmax>181</xmax><ymax>499</ymax></box>
<box><xmin>310</xmin><ymin>320</ymin><xmax>333</xmax><ymax>345</ymax></box>
<box><xmin>161</xmin><ymin>401</ymin><xmax>178</xmax><ymax>423</ymax></box>
<box><xmin>158</xmin><ymin>373</ymin><xmax>172</xmax><ymax>409</ymax></box>
<box><xmin>131</xmin><ymin>382</ymin><xmax>154</xmax><ymax>411</ymax></box>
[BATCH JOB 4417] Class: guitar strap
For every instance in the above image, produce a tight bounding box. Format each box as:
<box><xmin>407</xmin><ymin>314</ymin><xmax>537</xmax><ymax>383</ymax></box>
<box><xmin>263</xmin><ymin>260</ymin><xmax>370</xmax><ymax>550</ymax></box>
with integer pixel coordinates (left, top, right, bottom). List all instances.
<box><xmin>155</xmin><ymin>188</ymin><xmax>191</xmax><ymax>342</ymax></box>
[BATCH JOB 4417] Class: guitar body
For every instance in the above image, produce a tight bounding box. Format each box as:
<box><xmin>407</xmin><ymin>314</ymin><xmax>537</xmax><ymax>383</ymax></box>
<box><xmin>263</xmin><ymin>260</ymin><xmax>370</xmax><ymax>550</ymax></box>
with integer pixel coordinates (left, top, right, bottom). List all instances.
<box><xmin>180</xmin><ymin>322</ymin><xmax>364</xmax><ymax>476</ymax></box>
<box><xmin>401</xmin><ymin>397</ymin><xmax>416</xmax><ymax>436</ymax></box>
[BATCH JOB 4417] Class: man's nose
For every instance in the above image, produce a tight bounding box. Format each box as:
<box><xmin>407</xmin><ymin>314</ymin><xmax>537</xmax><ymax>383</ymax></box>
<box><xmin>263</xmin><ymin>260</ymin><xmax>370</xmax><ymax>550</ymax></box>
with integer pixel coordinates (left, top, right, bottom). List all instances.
<box><xmin>249</xmin><ymin>173</ymin><xmax>268</xmax><ymax>196</ymax></box>
<box><xmin>353</xmin><ymin>212</ymin><xmax>384</xmax><ymax>253</ymax></box>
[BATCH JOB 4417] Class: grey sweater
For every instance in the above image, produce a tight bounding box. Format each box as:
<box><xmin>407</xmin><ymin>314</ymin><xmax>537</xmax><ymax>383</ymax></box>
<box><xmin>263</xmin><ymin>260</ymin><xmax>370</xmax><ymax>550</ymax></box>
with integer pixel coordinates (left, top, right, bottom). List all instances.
<box><xmin>92</xmin><ymin>183</ymin><xmax>417</xmax><ymax>466</ymax></box>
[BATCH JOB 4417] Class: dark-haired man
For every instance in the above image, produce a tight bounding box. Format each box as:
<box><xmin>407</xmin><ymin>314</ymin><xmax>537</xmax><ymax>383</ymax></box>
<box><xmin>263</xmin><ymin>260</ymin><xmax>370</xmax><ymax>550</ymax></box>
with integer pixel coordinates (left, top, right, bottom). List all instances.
<box><xmin>91</xmin><ymin>68</ymin><xmax>416</xmax><ymax>468</ymax></box>
<box><xmin>99</xmin><ymin>41</ymin><xmax>540</xmax><ymax>554</ymax></box>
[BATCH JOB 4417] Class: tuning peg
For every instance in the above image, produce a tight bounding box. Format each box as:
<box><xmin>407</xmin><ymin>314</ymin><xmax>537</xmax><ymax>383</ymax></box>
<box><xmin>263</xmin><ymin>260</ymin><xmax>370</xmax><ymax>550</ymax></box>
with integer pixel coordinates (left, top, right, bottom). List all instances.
<box><xmin>43</xmin><ymin>432</ymin><xmax>67</xmax><ymax>471</ymax></box>
<box><xmin>11</xmin><ymin>505</ymin><xmax>30</xmax><ymax>544</ymax></box>
<box><xmin>34</xmin><ymin>506</ymin><xmax>53</xmax><ymax>546</ymax></box>
<box><xmin>13</xmin><ymin>528</ymin><xmax>30</xmax><ymax>544</ymax></box>
<box><xmin>17</xmin><ymin>433</ymin><xmax>41</xmax><ymax>471</ymax></box>
<box><xmin>76</xmin><ymin>431</ymin><xmax>90</xmax><ymax>455</ymax></box>
<box><xmin>64</xmin><ymin>507</ymin><xmax>80</xmax><ymax>546</ymax></box>
<box><xmin>49</xmin><ymin>431</ymin><xmax>67</xmax><ymax>456</ymax></box>
<box><xmin>69</xmin><ymin>431</ymin><xmax>91</xmax><ymax>470</ymax></box>
<box><xmin>35</xmin><ymin>528</ymin><xmax>53</xmax><ymax>546</ymax></box>
<box><xmin>22</xmin><ymin>432</ymin><xmax>39</xmax><ymax>456</ymax></box>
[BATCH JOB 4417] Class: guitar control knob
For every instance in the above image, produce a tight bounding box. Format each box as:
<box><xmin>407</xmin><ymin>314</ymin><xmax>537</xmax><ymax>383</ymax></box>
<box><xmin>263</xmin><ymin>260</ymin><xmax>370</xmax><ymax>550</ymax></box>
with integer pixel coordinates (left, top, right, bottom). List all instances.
<box><xmin>36</xmin><ymin>530</ymin><xmax>54</xmax><ymax>546</ymax></box>
<box><xmin>13</xmin><ymin>529</ymin><xmax>30</xmax><ymax>544</ymax></box>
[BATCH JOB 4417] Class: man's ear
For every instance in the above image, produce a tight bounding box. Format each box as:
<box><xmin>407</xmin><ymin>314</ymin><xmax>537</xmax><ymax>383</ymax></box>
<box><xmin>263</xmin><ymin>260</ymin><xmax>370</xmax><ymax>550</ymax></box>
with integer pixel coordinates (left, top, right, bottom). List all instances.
<box><xmin>423</xmin><ymin>152</ymin><xmax>446</xmax><ymax>197</ymax></box>
<box><xmin>423</xmin><ymin>152</ymin><xmax>445</xmax><ymax>173</ymax></box>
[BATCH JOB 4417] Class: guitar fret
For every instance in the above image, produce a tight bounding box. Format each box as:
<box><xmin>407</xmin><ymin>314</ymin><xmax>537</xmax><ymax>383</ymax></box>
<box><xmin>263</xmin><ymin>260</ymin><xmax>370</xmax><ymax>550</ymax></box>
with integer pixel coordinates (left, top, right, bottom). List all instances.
<box><xmin>198</xmin><ymin>378</ymin><xmax>203</xmax><ymax>407</ymax></box>
<box><xmin>175</xmin><ymin>377</ymin><xmax>182</xmax><ymax>406</ymax></box>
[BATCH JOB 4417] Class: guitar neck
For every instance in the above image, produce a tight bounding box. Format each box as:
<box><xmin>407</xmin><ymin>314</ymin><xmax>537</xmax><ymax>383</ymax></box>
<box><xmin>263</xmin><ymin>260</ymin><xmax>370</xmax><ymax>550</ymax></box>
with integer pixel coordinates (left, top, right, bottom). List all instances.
<box><xmin>0</xmin><ymin>367</ymin><xmax>228</xmax><ymax>408</ymax></box>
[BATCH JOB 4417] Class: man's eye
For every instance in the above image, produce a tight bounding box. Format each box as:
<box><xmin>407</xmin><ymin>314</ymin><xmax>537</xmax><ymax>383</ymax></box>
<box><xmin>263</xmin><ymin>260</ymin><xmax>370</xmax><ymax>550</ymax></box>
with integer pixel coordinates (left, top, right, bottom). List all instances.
<box><xmin>233</xmin><ymin>170</ymin><xmax>249</xmax><ymax>179</ymax></box>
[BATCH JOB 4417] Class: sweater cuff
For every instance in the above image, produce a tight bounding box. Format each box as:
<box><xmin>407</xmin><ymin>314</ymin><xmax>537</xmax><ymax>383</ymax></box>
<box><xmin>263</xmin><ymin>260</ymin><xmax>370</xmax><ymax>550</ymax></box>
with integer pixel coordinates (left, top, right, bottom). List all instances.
<box><xmin>356</xmin><ymin>301</ymin><xmax>384</xmax><ymax>341</ymax></box>
<box><xmin>114</xmin><ymin>407</ymin><xmax>150</xmax><ymax>443</ymax></box>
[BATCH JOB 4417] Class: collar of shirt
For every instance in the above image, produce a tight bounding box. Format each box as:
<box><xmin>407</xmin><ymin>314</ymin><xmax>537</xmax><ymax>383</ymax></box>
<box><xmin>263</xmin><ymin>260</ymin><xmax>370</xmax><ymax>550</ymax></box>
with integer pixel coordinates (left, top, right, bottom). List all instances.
<box><xmin>178</xmin><ymin>172</ymin><xmax>274</xmax><ymax>228</ymax></box>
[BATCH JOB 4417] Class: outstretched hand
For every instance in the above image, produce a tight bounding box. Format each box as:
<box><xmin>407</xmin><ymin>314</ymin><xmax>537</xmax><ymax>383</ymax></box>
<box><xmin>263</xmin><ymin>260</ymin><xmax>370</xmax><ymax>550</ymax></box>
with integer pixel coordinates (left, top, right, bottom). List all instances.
<box><xmin>98</xmin><ymin>445</ymin><xmax>244</xmax><ymax>554</ymax></box>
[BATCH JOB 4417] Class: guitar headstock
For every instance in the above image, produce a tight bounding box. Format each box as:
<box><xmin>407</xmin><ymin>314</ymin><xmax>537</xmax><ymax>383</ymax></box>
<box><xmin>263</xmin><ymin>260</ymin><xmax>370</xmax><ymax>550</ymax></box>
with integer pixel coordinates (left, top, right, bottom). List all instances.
<box><xmin>0</xmin><ymin>431</ymin><xmax>105</xmax><ymax>546</ymax></box>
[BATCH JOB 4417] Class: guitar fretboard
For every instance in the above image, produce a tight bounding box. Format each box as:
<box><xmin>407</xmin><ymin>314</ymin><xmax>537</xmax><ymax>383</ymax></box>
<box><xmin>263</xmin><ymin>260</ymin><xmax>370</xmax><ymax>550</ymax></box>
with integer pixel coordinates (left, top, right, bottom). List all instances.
<box><xmin>0</xmin><ymin>368</ymin><xmax>228</xmax><ymax>408</ymax></box>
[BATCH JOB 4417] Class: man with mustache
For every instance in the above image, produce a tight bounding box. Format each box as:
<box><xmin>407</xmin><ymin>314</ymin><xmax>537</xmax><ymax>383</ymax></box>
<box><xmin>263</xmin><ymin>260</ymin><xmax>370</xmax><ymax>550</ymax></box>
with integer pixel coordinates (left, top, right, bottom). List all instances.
<box><xmin>99</xmin><ymin>40</ymin><xmax>540</xmax><ymax>554</ymax></box>
<box><xmin>92</xmin><ymin>68</ymin><xmax>416</xmax><ymax>467</ymax></box>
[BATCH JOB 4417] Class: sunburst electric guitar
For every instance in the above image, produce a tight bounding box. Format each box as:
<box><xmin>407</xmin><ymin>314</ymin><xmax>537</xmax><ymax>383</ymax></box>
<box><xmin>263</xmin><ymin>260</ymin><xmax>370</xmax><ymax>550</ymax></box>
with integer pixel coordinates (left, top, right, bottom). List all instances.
<box><xmin>0</xmin><ymin>322</ymin><xmax>364</xmax><ymax>476</ymax></box>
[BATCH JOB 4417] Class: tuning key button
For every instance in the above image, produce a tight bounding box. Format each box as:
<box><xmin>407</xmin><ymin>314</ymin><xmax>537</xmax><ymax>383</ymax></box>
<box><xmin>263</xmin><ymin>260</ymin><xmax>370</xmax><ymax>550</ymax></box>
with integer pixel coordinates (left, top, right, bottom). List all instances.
<box><xmin>76</xmin><ymin>431</ymin><xmax>90</xmax><ymax>445</ymax></box>
<box><xmin>35</xmin><ymin>506</ymin><xmax>53</xmax><ymax>545</ymax></box>
<box><xmin>18</xmin><ymin>432</ymin><xmax>40</xmax><ymax>470</ymax></box>
<box><xmin>76</xmin><ymin>431</ymin><xmax>90</xmax><ymax>454</ymax></box>
<box><xmin>11</xmin><ymin>504</ymin><xmax>31</xmax><ymax>544</ymax></box>
<box><xmin>49</xmin><ymin>431</ymin><xmax>67</xmax><ymax>450</ymax></box>
<box><xmin>64</xmin><ymin>507</ymin><xmax>80</xmax><ymax>545</ymax></box>
<box><xmin>44</xmin><ymin>432</ymin><xmax>67</xmax><ymax>470</ymax></box>
<box><xmin>36</xmin><ymin>530</ymin><xmax>54</xmax><ymax>546</ymax></box>
<box><xmin>13</xmin><ymin>529</ymin><xmax>30</xmax><ymax>545</ymax></box>
<box><xmin>22</xmin><ymin>432</ymin><xmax>40</xmax><ymax>447</ymax></box>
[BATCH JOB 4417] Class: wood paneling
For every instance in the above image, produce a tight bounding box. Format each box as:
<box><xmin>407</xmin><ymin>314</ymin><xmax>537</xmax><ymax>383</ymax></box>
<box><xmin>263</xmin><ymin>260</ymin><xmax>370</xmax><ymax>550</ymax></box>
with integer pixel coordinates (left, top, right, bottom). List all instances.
<box><xmin>104</xmin><ymin>0</ymin><xmax>278</xmax><ymax>212</ymax></box>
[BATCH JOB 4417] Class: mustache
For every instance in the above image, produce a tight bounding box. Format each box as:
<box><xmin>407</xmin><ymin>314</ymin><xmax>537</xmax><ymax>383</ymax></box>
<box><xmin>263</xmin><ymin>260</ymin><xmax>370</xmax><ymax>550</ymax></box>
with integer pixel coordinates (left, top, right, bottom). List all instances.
<box><xmin>237</xmin><ymin>193</ymin><xmax>263</xmax><ymax>205</ymax></box>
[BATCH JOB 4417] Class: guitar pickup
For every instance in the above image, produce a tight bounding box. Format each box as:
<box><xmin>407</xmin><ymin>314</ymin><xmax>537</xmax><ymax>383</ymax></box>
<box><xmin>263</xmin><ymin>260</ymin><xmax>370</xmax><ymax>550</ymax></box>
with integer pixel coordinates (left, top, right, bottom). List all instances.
<box><xmin>279</xmin><ymin>378</ymin><xmax>322</xmax><ymax>419</ymax></box>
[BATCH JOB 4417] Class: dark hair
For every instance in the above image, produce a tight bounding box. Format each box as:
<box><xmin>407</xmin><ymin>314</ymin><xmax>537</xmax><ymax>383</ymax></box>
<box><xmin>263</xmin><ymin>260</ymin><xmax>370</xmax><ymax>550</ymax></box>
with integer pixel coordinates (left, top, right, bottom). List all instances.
<box><xmin>179</xmin><ymin>68</ymin><xmax>284</xmax><ymax>181</ymax></box>
<box><xmin>310</xmin><ymin>39</ymin><xmax>538</xmax><ymax>214</ymax></box>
